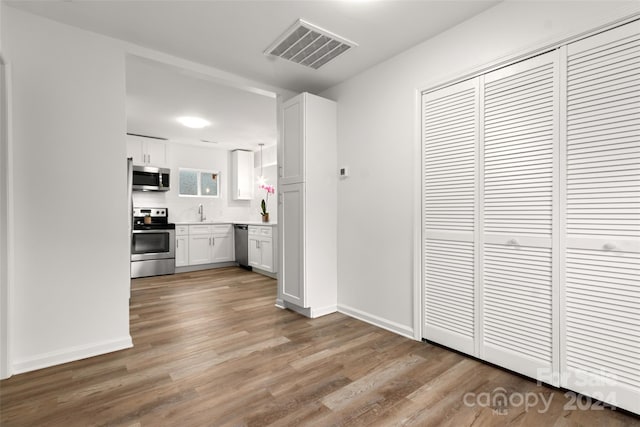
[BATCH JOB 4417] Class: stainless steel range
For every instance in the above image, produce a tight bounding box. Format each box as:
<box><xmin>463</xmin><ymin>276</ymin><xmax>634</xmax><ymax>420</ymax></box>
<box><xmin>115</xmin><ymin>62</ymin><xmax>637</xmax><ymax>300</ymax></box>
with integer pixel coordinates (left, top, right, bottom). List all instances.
<box><xmin>131</xmin><ymin>207</ymin><xmax>175</xmax><ymax>278</ymax></box>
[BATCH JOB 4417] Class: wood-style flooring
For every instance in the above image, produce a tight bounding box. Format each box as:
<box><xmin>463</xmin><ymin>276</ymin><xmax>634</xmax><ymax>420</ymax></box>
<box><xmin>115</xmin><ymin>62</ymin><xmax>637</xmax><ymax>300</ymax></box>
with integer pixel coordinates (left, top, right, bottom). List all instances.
<box><xmin>1</xmin><ymin>267</ymin><xmax>638</xmax><ymax>426</ymax></box>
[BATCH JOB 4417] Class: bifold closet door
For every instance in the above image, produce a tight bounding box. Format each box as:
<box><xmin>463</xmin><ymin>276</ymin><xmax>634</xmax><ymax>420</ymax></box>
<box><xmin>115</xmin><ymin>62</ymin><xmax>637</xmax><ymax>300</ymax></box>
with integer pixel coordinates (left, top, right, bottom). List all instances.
<box><xmin>562</xmin><ymin>19</ymin><xmax>640</xmax><ymax>414</ymax></box>
<box><xmin>481</xmin><ymin>51</ymin><xmax>559</xmax><ymax>381</ymax></box>
<box><xmin>422</xmin><ymin>78</ymin><xmax>479</xmax><ymax>355</ymax></box>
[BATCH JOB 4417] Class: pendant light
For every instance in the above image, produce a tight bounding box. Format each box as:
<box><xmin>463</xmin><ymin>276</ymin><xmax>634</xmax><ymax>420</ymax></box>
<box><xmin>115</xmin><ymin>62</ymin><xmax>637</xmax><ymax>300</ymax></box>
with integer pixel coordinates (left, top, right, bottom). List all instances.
<box><xmin>257</xmin><ymin>143</ymin><xmax>266</xmax><ymax>187</ymax></box>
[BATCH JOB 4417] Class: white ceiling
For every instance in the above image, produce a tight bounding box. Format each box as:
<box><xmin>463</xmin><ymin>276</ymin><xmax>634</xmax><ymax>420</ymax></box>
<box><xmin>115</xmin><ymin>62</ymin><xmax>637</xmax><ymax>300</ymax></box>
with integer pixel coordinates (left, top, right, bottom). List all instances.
<box><xmin>6</xmin><ymin>0</ymin><xmax>501</xmax><ymax>150</ymax></box>
<box><xmin>126</xmin><ymin>56</ymin><xmax>276</xmax><ymax>150</ymax></box>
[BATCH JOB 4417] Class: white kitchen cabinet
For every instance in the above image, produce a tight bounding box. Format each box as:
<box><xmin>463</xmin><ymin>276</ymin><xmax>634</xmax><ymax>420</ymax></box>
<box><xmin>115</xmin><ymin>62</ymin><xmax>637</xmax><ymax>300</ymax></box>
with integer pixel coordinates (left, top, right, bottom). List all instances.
<box><xmin>278</xmin><ymin>93</ymin><xmax>337</xmax><ymax>317</ymax></box>
<box><xmin>188</xmin><ymin>234</ymin><xmax>212</xmax><ymax>265</ymax></box>
<box><xmin>187</xmin><ymin>224</ymin><xmax>234</xmax><ymax>265</ymax></box>
<box><xmin>231</xmin><ymin>150</ymin><xmax>254</xmax><ymax>200</ymax></box>
<box><xmin>126</xmin><ymin>134</ymin><xmax>167</xmax><ymax>166</ymax></box>
<box><xmin>281</xmin><ymin>97</ymin><xmax>304</xmax><ymax>185</ymax></box>
<box><xmin>175</xmin><ymin>225</ymin><xmax>189</xmax><ymax>267</ymax></box>
<box><xmin>280</xmin><ymin>184</ymin><xmax>304</xmax><ymax>305</ymax></box>
<box><xmin>248</xmin><ymin>226</ymin><xmax>276</xmax><ymax>273</ymax></box>
<box><xmin>211</xmin><ymin>225</ymin><xmax>234</xmax><ymax>263</ymax></box>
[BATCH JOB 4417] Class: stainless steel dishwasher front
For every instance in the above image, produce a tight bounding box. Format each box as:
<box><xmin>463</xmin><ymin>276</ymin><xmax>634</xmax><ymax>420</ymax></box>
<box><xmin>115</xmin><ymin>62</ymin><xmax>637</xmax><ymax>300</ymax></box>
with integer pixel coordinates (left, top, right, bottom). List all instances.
<box><xmin>234</xmin><ymin>224</ymin><xmax>250</xmax><ymax>269</ymax></box>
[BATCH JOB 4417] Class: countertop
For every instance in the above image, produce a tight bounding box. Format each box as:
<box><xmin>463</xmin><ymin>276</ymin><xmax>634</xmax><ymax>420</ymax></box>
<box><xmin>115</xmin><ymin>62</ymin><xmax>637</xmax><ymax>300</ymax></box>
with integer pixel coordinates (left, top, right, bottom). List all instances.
<box><xmin>175</xmin><ymin>221</ymin><xmax>277</xmax><ymax>226</ymax></box>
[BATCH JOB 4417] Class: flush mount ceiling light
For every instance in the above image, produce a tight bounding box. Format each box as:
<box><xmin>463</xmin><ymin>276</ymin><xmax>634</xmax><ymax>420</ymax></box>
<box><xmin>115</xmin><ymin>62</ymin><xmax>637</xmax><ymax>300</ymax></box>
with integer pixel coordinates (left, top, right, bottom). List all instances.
<box><xmin>264</xmin><ymin>19</ymin><xmax>357</xmax><ymax>69</ymax></box>
<box><xmin>177</xmin><ymin>116</ymin><xmax>211</xmax><ymax>129</ymax></box>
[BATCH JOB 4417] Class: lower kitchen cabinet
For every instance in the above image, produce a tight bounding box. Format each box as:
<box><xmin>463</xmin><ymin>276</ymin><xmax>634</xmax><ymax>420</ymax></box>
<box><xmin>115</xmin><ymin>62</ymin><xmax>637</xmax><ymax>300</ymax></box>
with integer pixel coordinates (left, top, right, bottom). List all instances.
<box><xmin>187</xmin><ymin>224</ymin><xmax>234</xmax><ymax>266</ymax></box>
<box><xmin>175</xmin><ymin>225</ymin><xmax>189</xmax><ymax>267</ymax></box>
<box><xmin>248</xmin><ymin>225</ymin><xmax>276</xmax><ymax>273</ymax></box>
<box><xmin>211</xmin><ymin>227</ymin><xmax>234</xmax><ymax>263</ymax></box>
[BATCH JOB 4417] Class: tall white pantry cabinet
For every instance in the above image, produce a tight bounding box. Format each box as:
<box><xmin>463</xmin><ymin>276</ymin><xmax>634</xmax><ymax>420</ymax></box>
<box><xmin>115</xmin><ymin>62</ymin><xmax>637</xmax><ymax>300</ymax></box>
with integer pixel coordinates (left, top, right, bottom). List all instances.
<box><xmin>278</xmin><ymin>92</ymin><xmax>338</xmax><ymax>318</ymax></box>
<box><xmin>422</xmin><ymin>19</ymin><xmax>639</xmax><ymax>414</ymax></box>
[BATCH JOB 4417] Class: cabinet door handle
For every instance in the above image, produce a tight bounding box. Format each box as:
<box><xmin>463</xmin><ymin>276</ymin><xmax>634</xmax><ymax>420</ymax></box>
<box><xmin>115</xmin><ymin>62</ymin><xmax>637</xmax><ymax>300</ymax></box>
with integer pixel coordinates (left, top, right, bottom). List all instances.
<box><xmin>176</xmin><ymin>240</ymin><xmax>179</xmax><ymax>248</ymax></box>
<box><xmin>256</xmin><ymin>240</ymin><xmax>260</xmax><ymax>249</ymax></box>
<box><xmin>148</xmin><ymin>154</ymin><xmax>151</xmax><ymax>164</ymax></box>
<box><xmin>507</xmin><ymin>239</ymin><xmax>519</xmax><ymax>246</ymax></box>
<box><xmin>603</xmin><ymin>243</ymin><xmax>617</xmax><ymax>251</ymax></box>
<box><xmin>212</xmin><ymin>236</ymin><xmax>215</xmax><ymax>246</ymax></box>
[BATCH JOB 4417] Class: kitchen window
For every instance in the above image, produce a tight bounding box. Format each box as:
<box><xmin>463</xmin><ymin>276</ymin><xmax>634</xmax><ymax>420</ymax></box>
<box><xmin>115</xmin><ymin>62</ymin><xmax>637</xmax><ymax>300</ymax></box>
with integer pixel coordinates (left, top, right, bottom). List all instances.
<box><xmin>179</xmin><ymin>168</ymin><xmax>220</xmax><ymax>197</ymax></box>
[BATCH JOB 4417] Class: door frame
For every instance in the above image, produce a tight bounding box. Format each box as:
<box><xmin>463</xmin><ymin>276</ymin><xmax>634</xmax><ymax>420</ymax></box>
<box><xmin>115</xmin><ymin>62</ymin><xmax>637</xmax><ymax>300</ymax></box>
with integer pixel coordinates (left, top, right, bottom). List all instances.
<box><xmin>0</xmin><ymin>58</ymin><xmax>13</xmax><ymax>380</ymax></box>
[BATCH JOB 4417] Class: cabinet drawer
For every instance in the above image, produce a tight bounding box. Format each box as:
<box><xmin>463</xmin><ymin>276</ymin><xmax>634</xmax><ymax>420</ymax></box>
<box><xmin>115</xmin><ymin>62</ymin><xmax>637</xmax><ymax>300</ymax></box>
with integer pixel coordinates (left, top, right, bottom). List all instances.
<box><xmin>176</xmin><ymin>225</ymin><xmax>189</xmax><ymax>236</ymax></box>
<box><xmin>189</xmin><ymin>225</ymin><xmax>213</xmax><ymax>235</ymax></box>
<box><xmin>249</xmin><ymin>226</ymin><xmax>272</xmax><ymax>237</ymax></box>
<box><xmin>212</xmin><ymin>224</ymin><xmax>232</xmax><ymax>235</ymax></box>
<box><xmin>259</xmin><ymin>227</ymin><xmax>272</xmax><ymax>237</ymax></box>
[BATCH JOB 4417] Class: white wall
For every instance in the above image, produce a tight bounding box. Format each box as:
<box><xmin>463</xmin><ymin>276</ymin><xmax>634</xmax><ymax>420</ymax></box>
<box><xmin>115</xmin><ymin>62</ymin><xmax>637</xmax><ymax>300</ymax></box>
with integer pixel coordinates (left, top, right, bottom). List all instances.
<box><xmin>2</xmin><ymin>6</ymin><xmax>132</xmax><ymax>373</ymax></box>
<box><xmin>322</xmin><ymin>1</ymin><xmax>640</xmax><ymax>337</ymax></box>
<box><xmin>1</xmin><ymin>4</ymin><xmax>288</xmax><ymax>375</ymax></box>
<box><xmin>252</xmin><ymin>144</ymin><xmax>278</xmax><ymax>221</ymax></box>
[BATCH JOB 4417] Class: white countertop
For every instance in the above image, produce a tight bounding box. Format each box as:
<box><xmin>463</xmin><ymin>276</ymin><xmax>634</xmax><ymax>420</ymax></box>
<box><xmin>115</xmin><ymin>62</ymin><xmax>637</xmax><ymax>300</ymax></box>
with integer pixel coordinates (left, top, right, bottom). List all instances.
<box><xmin>175</xmin><ymin>221</ymin><xmax>277</xmax><ymax>226</ymax></box>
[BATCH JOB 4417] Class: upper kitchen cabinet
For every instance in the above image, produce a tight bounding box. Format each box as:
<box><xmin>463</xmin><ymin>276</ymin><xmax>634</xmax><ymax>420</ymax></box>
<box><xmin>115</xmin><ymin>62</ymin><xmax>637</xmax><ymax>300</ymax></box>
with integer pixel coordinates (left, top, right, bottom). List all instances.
<box><xmin>127</xmin><ymin>134</ymin><xmax>168</xmax><ymax>167</ymax></box>
<box><xmin>280</xmin><ymin>93</ymin><xmax>336</xmax><ymax>185</ymax></box>
<box><xmin>231</xmin><ymin>150</ymin><xmax>254</xmax><ymax>200</ymax></box>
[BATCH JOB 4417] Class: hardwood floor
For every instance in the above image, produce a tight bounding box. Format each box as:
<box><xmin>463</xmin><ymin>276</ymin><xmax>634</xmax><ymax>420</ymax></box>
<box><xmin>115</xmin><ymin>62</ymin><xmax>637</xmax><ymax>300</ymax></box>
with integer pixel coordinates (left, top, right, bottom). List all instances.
<box><xmin>1</xmin><ymin>267</ymin><xmax>638</xmax><ymax>426</ymax></box>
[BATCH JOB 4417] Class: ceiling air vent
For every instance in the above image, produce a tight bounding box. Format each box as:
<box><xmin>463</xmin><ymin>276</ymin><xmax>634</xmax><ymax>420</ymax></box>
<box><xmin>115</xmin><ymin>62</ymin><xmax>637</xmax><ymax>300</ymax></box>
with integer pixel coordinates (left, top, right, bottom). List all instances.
<box><xmin>265</xmin><ymin>19</ymin><xmax>357</xmax><ymax>69</ymax></box>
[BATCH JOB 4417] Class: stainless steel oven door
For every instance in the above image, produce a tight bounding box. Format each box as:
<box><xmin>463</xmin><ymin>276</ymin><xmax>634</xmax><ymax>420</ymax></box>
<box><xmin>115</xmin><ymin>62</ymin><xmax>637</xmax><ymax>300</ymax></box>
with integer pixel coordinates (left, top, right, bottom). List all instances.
<box><xmin>131</xmin><ymin>229</ymin><xmax>175</xmax><ymax>261</ymax></box>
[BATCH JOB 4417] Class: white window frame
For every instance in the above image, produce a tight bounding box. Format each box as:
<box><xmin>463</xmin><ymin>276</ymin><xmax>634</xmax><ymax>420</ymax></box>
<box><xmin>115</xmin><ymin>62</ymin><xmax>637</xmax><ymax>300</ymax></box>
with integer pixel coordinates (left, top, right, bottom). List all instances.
<box><xmin>178</xmin><ymin>168</ymin><xmax>221</xmax><ymax>198</ymax></box>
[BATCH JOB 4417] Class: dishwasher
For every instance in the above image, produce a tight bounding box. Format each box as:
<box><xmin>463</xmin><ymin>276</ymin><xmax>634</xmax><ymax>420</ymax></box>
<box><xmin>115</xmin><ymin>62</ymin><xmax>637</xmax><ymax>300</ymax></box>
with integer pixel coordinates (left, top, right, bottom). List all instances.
<box><xmin>234</xmin><ymin>224</ymin><xmax>250</xmax><ymax>269</ymax></box>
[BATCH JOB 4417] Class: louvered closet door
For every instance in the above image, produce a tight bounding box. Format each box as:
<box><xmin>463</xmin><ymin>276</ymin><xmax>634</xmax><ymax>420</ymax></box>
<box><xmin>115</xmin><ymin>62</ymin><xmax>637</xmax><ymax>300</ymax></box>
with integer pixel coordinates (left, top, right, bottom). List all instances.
<box><xmin>563</xmin><ymin>20</ymin><xmax>640</xmax><ymax>414</ymax></box>
<box><xmin>422</xmin><ymin>78</ymin><xmax>479</xmax><ymax>355</ymax></box>
<box><xmin>482</xmin><ymin>51</ymin><xmax>559</xmax><ymax>381</ymax></box>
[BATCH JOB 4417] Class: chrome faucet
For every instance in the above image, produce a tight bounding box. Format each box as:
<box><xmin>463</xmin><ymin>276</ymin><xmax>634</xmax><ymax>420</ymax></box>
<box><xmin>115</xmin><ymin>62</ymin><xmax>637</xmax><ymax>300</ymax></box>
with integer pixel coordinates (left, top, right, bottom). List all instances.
<box><xmin>198</xmin><ymin>204</ymin><xmax>206</xmax><ymax>222</ymax></box>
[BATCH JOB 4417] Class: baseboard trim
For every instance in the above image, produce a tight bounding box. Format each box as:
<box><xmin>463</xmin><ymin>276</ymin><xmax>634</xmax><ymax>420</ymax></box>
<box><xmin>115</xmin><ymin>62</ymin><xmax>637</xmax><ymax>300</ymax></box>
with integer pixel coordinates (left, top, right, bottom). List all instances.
<box><xmin>338</xmin><ymin>304</ymin><xmax>416</xmax><ymax>340</ymax></box>
<box><xmin>279</xmin><ymin>301</ymin><xmax>337</xmax><ymax>318</ymax></box>
<box><xmin>251</xmin><ymin>267</ymin><xmax>277</xmax><ymax>279</ymax></box>
<box><xmin>175</xmin><ymin>262</ymin><xmax>237</xmax><ymax>274</ymax></box>
<box><xmin>310</xmin><ymin>304</ymin><xmax>337</xmax><ymax>318</ymax></box>
<box><xmin>12</xmin><ymin>335</ymin><xmax>133</xmax><ymax>375</ymax></box>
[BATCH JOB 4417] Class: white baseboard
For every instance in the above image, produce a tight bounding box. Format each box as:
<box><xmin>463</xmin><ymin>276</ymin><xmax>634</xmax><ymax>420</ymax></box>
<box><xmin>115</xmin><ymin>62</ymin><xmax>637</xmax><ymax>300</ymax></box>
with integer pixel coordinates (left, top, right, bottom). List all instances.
<box><xmin>275</xmin><ymin>298</ymin><xmax>285</xmax><ymax>309</ymax></box>
<box><xmin>175</xmin><ymin>261</ymin><xmax>237</xmax><ymax>274</ymax></box>
<box><xmin>279</xmin><ymin>301</ymin><xmax>337</xmax><ymax>319</ymax></box>
<box><xmin>338</xmin><ymin>304</ymin><xmax>416</xmax><ymax>340</ymax></box>
<box><xmin>12</xmin><ymin>335</ymin><xmax>133</xmax><ymax>375</ymax></box>
<box><xmin>310</xmin><ymin>304</ymin><xmax>337</xmax><ymax>318</ymax></box>
<box><xmin>251</xmin><ymin>267</ymin><xmax>277</xmax><ymax>279</ymax></box>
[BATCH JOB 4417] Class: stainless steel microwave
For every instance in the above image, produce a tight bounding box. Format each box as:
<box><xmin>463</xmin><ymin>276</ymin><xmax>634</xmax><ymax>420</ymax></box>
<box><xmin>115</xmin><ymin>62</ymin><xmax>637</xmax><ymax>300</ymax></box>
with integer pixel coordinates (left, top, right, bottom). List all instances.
<box><xmin>132</xmin><ymin>165</ymin><xmax>170</xmax><ymax>191</ymax></box>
